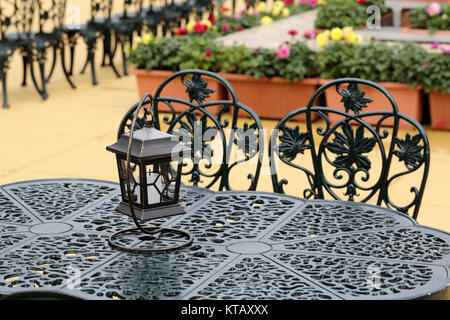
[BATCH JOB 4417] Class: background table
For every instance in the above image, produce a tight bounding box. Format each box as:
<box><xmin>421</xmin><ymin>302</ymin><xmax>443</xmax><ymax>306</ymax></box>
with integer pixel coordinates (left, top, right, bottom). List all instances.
<box><xmin>0</xmin><ymin>178</ymin><xmax>449</xmax><ymax>300</ymax></box>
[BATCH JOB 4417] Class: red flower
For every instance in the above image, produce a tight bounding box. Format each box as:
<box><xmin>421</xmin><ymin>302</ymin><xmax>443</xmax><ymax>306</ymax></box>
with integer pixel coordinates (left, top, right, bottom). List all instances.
<box><xmin>288</xmin><ymin>29</ymin><xmax>299</xmax><ymax>36</ymax></box>
<box><xmin>208</xmin><ymin>13</ymin><xmax>216</xmax><ymax>25</ymax></box>
<box><xmin>237</xmin><ymin>26</ymin><xmax>245</xmax><ymax>31</ymax></box>
<box><xmin>176</xmin><ymin>27</ymin><xmax>187</xmax><ymax>35</ymax></box>
<box><xmin>204</xmin><ymin>50</ymin><xmax>212</xmax><ymax>58</ymax></box>
<box><xmin>284</xmin><ymin>0</ymin><xmax>294</xmax><ymax>5</ymax></box>
<box><xmin>194</xmin><ymin>22</ymin><xmax>208</xmax><ymax>34</ymax></box>
<box><xmin>357</xmin><ymin>0</ymin><xmax>366</xmax><ymax>4</ymax></box>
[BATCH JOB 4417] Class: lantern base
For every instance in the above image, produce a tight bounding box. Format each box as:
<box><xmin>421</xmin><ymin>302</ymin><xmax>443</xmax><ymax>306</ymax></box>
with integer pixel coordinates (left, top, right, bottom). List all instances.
<box><xmin>108</xmin><ymin>225</ymin><xmax>193</xmax><ymax>253</ymax></box>
<box><xmin>115</xmin><ymin>202</ymin><xmax>186</xmax><ymax>221</ymax></box>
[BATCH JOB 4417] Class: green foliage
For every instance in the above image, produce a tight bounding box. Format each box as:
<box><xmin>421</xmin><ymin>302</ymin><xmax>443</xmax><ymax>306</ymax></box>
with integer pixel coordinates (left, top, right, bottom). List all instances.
<box><xmin>315</xmin><ymin>0</ymin><xmax>388</xmax><ymax>29</ymax></box>
<box><xmin>421</xmin><ymin>52</ymin><xmax>450</xmax><ymax>93</ymax></box>
<box><xmin>408</xmin><ymin>4</ymin><xmax>450</xmax><ymax>33</ymax></box>
<box><xmin>317</xmin><ymin>41</ymin><xmax>433</xmax><ymax>88</ymax></box>
<box><xmin>318</xmin><ymin>41</ymin><xmax>395</xmax><ymax>82</ymax></box>
<box><xmin>128</xmin><ymin>34</ymin><xmax>318</xmax><ymax>82</ymax></box>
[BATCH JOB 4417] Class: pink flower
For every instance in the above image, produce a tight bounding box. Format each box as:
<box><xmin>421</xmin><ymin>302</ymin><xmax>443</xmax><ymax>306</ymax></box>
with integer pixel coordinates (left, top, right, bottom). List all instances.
<box><xmin>204</xmin><ymin>49</ymin><xmax>212</xmax><ymax>57</ymax></box>
<box><xmin>221</xmin><ymin>24</ymin><xmax>230</xmax><ymax>32</ymax></box>
<box><xmin>288</xmin><ymin>29</ymin><xmax>299</xmax><ymax>36</ymax></box>
<box><xmin>423</xmin><ymin>62</ymin><xmax>430</xmax><ymax>67</ymax></box>
<box><xmin>276</xmin><ymin>46</ymin><xmax>290</xmax><ymax>59</ymax></box>
<box><xmin>233</xmin><ymin>14</ymin><xmax>242</xmax><ymax>19</ymax></box>
<box><xmin>253</xmin><ymin>47</ymin><xmax>260</xmax><ymax>53</ymax></box>
<box><xmin>427</xmin><ymin>3</ymin><xmax>441</xmax><ymax>16</ymax></box>
<box><xmin>302</xmin><ymin>29</ymin><xmax>315</xmax><ymax>39</ymax></box>
<box><xmin>431</xmin><ymin>42</ymin><xmax>440</xmax><ymax>49</ymax></box>
<box><xmin>300</xmin><ymin>0</ymin><xmax>308</xmax><ymax>4</ymax></box>
<box><xmin>240</xmin><ymin>8</ymin><xmax>248</xmax><ymax>14</ymax></box>
<box><xmin>252</xmin><ymin>10</ymin><xmax>259</xmax><ymax>16</ymax></box>
<box><xmin>309</xmin><ymin>0</ymin><xmax>317</xmax><ymax>7</ymax></box>
<box><xmin>441</xmin><ymin>44</ymin><xmax>450</xmax><ymax>54</ymax></box>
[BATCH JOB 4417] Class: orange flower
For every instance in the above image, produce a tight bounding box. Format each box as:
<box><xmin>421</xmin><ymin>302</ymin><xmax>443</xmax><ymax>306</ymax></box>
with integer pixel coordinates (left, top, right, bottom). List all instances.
<box><xmin>220</xmin><ymin>7</ymin><xmax>229</xmax><ymax>13</ymax></box>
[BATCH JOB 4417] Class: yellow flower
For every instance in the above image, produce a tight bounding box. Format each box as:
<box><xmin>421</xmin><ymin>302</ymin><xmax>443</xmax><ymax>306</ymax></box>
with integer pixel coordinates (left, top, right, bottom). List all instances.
<box><xmin>355</xmin><ymin>34</ymin><xmax>363</xmax><ymax>45</ymax></box>
<box><xmin>257</xmin><ymin>1</ymin><xmax>266</xmax><ymax>12</ymax></box>
<box><xmin>282</xmin><ymin>8</ymin><xmax>290</xmax><ymax>17</ymax></box>
<box><xmin>272</xmin><ymin>7</ymin><xmax>281</xmax><ymax>16</ymax></box>
<box><xmin>142</xmin><ymin>32</ymin><xmax>154</xmax><ymax>44</ymax></box>
<box><xmin>316</xmin><ymin>32</ymin><xmax>329</xmax><ymax>47</ymax></box>
<box><xmin>342</xmin><ymin>26</ymin><xmax>353</xmax><ymax>36</ymax></box>
<box><xmin>135</xmin><ymin>36</ymin><xmax>142</xmax><ymax>44</ymax></box>
<box><xmin>260</xmin><ymin>16</ymin><xmax>273</xmax><ymax>25</ymax></box>
<box><xmin>330</xmin><ymin>27</ymin><xmax>343</xmax><ymax>41</ymax></box>
<box><xmin>273</xmin><ymin>0</ymin><xmax>284</xmax><ymax>9</ymax></box>
<box><xmin>318</xmin><ymin>0</ymin><xmax>325</xmax><ymax>4</ymax></box>
<box><xmin>201</xmin><ymin>19</ymin><xmax>212</xmax><ymax>29</ymax></box>
<box><xmin>344</xmin><ymin>31</ymin><xmax>356</xmax><ymax>44</ymax></box>
<box><xmin>186</xmin><ymin>20</ymin><xmax>196</xmax><ymax>33</ymax></box>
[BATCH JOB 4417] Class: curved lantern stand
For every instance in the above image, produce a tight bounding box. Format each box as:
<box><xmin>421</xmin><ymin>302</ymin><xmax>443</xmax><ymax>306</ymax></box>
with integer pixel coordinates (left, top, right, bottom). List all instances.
<box><xmin>108</xmin><ymin>93</ymin><xmax>193</xmax><ymax>253</ymax></box>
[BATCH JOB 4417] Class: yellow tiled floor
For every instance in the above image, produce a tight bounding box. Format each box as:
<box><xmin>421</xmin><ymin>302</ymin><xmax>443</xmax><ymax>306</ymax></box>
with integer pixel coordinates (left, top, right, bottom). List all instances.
<box><xmin>1</xmin><ymin>21</ymin><xmax>449</xmax><ymax>233</ymax></box>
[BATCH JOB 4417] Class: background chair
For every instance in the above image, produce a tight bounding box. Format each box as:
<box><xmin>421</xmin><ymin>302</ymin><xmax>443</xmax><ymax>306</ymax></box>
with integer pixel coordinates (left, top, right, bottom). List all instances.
<box><xmin>110</xmin><ymin>0</ymin><xmax>144</xmax><ymax>76</ymax></box>
<box><xmin>117</xmin><ymin>69</ymin><xmax>264</xmax><ymax>191</ymax></box>
<box><xmin>0</xmin><ymin>0</ymin><xmax>35</xmax><ymax>108</ymax></box>
<box><xmin>26</xmin><ymin>0</ymin><xmax>76</xmax><ymax>100</ymax></box>
<box><xmin>77</xmin><ymin>0</ymin><xmax>121</xmax><ymax>85</ymax></box>
<box><xmin>269</xmin><ymin>78</ymin><xmax>430</xmax><ymax>219</ymax></box>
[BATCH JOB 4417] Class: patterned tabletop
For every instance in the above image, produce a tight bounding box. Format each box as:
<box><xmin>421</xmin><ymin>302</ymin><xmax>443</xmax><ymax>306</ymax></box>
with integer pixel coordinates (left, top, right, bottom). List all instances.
<box><xmin>0</xmin><ymin>179</ymin><xmax>449</xmax><ymax>300</ymax></box>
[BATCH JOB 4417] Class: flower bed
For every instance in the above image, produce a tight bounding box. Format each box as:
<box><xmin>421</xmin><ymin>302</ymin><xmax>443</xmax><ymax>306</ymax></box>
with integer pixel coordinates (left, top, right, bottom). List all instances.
<box><xmin>129</xmin><ymin>21</ymin><xmax>450</xmax><ymax>128</ymax></box>
<box><xmin>314</xmin><ymin>0</ymin><xmax>389</xmax><ymax>29</ymax></box>
<box><xmin>406</xmin><ymin>2</ymin><xmax>450</xmax><ymax>34</ymax></box>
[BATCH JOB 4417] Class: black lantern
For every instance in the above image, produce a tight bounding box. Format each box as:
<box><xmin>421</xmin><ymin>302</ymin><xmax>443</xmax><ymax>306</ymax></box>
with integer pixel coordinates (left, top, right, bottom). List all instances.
<box><xmin>106</xmin><ymin>94</ymin><xmax>192</xmax><ymax>252</ymax></box>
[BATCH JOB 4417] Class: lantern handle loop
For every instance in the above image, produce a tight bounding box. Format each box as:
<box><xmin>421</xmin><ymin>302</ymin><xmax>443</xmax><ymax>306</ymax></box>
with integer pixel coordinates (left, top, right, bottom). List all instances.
<box><xmin>125</xmin><ymin>94</ymin><xmax>162</xmax><ymax>235</ymax></box>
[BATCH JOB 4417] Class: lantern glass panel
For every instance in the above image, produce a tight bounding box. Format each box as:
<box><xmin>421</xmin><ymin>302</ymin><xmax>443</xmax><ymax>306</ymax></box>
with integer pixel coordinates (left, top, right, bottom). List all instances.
<box><xmin>118</xmin><ymin>158</ymin><xmax>142</xmax><ymax>206</ymax></box>
<box><xmin>144</xmin><ymin>161</ymin><xmax>179</xmax><ymax>208</ymax></box>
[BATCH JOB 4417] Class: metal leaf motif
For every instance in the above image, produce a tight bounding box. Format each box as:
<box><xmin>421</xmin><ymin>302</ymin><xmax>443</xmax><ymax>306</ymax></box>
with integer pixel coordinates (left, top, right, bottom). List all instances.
<box><xmin>393</xmin><ymin>133</ymin><xmax>424</xmax><ymax>170</ymax></box>
<box><xmin>338</xmin><ymin>83</ymin><xmax>373</xmax><ymax>114</ymax></box>
<box><xmin>234</xmin><ymin>122</ymin><xmax>259</xmax><ymax>158</ymax></box>
<box><xmin>325</xmin><ymin>122</ymin><xmax>376</xmax><ymax>170</ymax></box>
<box><xmin>278</xmin><ymin>125</ymin><xmax>311</xmax><ymax>162</ymax></box>
<box><xmin>183</xmin><ymin>74</ymin><xmax>215</xmax><ymax>104</ymax></box>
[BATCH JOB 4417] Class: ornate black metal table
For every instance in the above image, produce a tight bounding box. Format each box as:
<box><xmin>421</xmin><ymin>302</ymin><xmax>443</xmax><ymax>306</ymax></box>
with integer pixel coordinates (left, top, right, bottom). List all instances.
<box><xmin>0</xmin><ymin>178</ymin><xmax>449</xmax><ymax>300</ymax></box>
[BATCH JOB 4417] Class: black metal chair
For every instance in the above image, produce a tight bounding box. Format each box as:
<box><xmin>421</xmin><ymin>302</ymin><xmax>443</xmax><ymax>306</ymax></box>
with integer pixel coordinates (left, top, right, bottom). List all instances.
<box><xmin>25</xmin><ymin>0</ymin><xmax>76</xmax><ymax>100</ymax></box>
<box><xmin>269</xmin><ymin>78</ymin><xmax>430</xmax><ymax>219</ymax></box>
<box><xmin>117</xmin><ymin>69</ymin><xmax>264</xmax><ymax>191</ymax></box>
<box><xmin>110</xmin><ymin>0</ymin><xmax>144</xmax><ymax>76</ymax></box>
<box><xmin>0</xmin><ymin>0</ymin><xmax>35</xmax><ymax>108</ymax></box>
<box><xmin>77</xmin><ymin>0</ymin><xmax>121</xmax><ymax>85</ymax></box>
<box><xmin>141</xmin><ymin>0</ymin><xmax>165</xmax><ymax>36</ymax></box>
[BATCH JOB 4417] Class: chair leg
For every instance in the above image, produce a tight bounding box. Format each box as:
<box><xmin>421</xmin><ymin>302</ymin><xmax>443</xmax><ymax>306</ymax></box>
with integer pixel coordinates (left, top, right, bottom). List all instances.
<box><xmin>28</xmin><ymin>48</ymin><xmax>49</xmax><ymax>100</ymax></box>
<box><xmin>121</xmin><ymin>39</ymin><xmax>128</xmax><ymax>76</ymax></box>
<box><xmin>106</xmin><ymin>31</ymin><xmax>121</xmax><ymax>78</ymax></box>
<box><xmin>21</xmin><ymin>50</ymin><xmax>28</xmax><ymax>87</ymax></box>
<box><xmin>60</xmin><ymin>41</ymin><xmax>77</xmax><ymax>89</ymax></box>
<box><xmin>45</xmin><ymin>45</ymin><xmax>58</xmax><ymax>84</ymax></box>
<box><xmin>1</xmin><ymin>62</ymin><xmax>9</xmax><ymax>109</ymax></box>
<box><xmin>87</xmin><ymin>42</ymin><xmax>98</xmax><ymax>86</ymax></box>
<box><xmin>80</xmin><ymin>54</ymin><xmax>89</xmax><ymax>74</ymax></box>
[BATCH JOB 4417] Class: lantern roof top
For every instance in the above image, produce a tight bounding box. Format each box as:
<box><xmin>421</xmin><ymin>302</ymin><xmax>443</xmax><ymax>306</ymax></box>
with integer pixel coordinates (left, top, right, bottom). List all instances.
<box><xmin>106</xmin><ymin>126</ymin><xmax>190</xmax><ymax>162</ymax></box>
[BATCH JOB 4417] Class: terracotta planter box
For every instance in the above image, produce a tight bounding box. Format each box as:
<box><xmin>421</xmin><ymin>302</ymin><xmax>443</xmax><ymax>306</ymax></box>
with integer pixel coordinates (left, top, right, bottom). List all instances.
<box><xmin>401</xmin><ymin>27</ymin><xmax>450</xmax><ymax>36</ymax></box>
<box><xmin>429</xmin><ymin>91</ymin><xmax>450</xmax><ymax>131</ymax></box>
<box><xmin>220</xmin><ymin>73</ymin><xmax>320</xmax><ymax>122</ymax></box>
<box><xmin>131</xmin><ymin>69</ymin><xmax>226</xmax><ymax>114</ymax></box>
<box><xmin>319</xmin><ymin>79</ymin><xmax>424</xmax><ymax>129</ymax></box>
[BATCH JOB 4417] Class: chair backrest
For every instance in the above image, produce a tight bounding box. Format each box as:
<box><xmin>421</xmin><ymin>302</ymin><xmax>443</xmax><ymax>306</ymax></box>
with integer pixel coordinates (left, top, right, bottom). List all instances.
<box><xmin>35</xmin><ymin>0</ymin><xmax>67</xmax><ymax>33</ymax></box>
<box><xmin>118</xmin><ymin>69</ymin><xmax>264</xmax><ymax>191</ymax></box>
<box><xmin>119</xmin><ymin>0</ymin><xmax>143</xmax><ymax>19</ymax></box>
<box><xmin>89</xmin><ymin>0</ymin><xmax>113</xmax><ymax>22</ymax></box>
<box><xmin>0</xmin><ymin>0</ymin><xmax>35</xmax><ymax>41</ymax></box>
<box><xmin>269</xmin><ymin>78</ymin><xmax>430</xmax><ymax>219</ymax></box>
